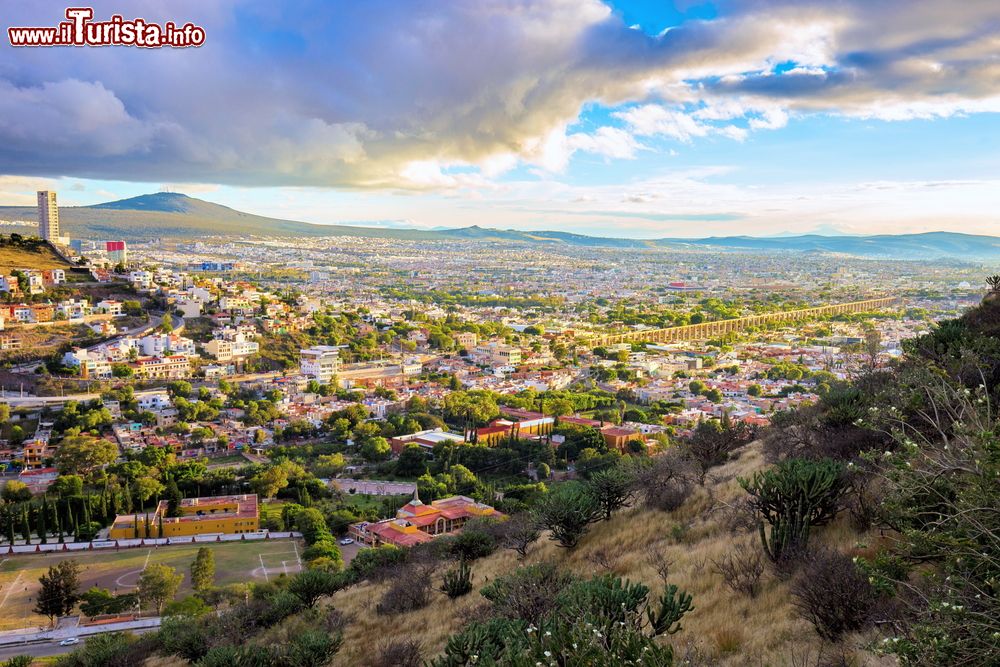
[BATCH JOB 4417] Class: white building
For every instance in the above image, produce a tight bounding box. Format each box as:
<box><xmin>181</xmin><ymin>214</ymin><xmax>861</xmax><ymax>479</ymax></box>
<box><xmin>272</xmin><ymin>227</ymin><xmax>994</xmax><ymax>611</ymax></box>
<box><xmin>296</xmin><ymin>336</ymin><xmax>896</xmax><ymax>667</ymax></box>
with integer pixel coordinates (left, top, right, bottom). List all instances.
<box><xmin>300</xmin><ymin>345</ymin><xmax>342</xmax><ymax>384</ymax></box>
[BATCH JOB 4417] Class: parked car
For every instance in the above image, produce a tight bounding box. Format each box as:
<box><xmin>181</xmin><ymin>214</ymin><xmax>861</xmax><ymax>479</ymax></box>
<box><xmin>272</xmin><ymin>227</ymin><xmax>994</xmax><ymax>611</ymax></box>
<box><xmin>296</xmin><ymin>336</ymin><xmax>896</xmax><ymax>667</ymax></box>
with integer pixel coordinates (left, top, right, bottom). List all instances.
<box><xmin>338</xmin><ymin>537</ymin><xmax>354</xmax><ymax>545</ymax></box>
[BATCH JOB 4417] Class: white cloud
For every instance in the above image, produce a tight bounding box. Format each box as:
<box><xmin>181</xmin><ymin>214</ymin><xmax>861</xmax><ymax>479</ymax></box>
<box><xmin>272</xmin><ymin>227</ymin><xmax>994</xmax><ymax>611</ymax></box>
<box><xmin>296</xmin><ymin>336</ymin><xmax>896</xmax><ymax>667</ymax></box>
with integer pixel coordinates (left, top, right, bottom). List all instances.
<box><xmin>0</xmin><ymin>0</ymin><xmax>997</xmax><ymax>190</ymax></box>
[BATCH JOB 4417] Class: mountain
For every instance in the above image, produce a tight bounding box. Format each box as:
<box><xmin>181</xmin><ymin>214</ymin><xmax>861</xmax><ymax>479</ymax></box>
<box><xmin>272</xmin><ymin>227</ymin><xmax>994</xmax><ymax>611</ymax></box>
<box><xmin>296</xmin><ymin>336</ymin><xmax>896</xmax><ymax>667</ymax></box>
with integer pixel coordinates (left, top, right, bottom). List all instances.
<box><xmin>0</xmin><ymin>192</ymin><xmax>997</xmax><ymax>260</ymax></box>
<box><xmin>0</xmin><ymin>193</ymin><xmax>453</xmax><ymax>241</ymax></box>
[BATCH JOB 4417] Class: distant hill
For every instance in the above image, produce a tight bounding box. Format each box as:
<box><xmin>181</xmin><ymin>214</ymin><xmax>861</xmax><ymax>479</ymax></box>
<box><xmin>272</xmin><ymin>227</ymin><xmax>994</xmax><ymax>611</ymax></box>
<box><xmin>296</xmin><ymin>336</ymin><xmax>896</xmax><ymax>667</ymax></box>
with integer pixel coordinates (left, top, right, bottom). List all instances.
<box><xmin>0</xmin><ymin>192</ymin><xmax>997</xmax><ymax>259</ymax></box>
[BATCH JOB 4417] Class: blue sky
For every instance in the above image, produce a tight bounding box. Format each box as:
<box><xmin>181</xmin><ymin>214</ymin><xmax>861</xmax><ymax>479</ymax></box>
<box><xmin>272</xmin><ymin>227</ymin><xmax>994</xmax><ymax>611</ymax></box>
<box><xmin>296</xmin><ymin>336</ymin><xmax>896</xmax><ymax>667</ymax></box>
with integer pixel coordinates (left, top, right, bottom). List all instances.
<box><xmin>1</xmin><ymin>0</ymin><xmax>998</xmax><ymax>237</ymax></box>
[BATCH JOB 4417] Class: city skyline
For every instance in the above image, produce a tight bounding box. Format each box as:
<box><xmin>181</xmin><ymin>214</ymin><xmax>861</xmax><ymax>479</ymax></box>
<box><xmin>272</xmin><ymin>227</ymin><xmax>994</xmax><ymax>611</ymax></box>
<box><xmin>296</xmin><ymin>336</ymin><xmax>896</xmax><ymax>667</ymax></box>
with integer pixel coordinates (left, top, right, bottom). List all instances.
<box><xmin>1</xmin><ymin>1</ymin><xmax>999</xmax><ymax>237</ymax></box>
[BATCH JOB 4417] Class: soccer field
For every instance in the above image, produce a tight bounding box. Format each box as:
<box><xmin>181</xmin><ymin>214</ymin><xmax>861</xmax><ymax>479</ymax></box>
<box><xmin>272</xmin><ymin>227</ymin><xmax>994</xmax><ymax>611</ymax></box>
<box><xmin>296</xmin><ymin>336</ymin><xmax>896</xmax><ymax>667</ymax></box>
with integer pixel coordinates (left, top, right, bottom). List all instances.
<box><xmin>0</xmin><ymin>538</ymin><xmax>302</xmax><ymax>631</ymax></box>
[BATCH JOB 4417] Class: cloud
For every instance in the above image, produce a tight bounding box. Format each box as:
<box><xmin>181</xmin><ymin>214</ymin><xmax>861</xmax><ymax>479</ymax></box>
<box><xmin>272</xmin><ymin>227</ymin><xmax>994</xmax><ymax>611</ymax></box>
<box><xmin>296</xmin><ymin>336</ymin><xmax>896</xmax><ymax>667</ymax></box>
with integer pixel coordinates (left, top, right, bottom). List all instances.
<box><xmin>0</xmin><ymin>0</ymin><xmax>997</xmax><ymax>188</ymax></box>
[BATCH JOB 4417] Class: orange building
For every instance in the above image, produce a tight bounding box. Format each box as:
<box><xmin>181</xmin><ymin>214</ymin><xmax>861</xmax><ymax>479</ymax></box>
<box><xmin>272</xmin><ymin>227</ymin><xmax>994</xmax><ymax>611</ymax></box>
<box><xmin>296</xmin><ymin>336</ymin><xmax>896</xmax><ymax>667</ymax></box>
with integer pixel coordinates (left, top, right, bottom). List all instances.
<box><xmin>108</xmin><ymin>494</ymin><xmax>259</xmax><ymax>539</ymax></box>
<box><xmin>601</xmin><ymin>427</ymin><xmax>645</xmax><ymax>452</ymax></box>
<box><xmin>350</xmin><ymin>493</ymin><xmax>503</xmax><ymax>548</ymax></box>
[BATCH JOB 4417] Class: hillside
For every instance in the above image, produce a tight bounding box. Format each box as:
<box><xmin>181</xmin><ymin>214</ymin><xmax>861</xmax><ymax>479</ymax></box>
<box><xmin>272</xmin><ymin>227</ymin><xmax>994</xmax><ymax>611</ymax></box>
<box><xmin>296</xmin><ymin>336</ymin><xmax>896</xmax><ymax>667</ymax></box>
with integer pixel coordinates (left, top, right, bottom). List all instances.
<box><xmin>1</xmin><ymin>193</ymin><xmax>998</xmax><ymax>259</ymax></box>
<box><xmin>325</xmin><ymin>443</ymin><xmax>885</xmax><ymax>666</ymax></box>
<box><xmin>0</xmin><ymin>237</ymin><xmax>76</xmax><ymax>273</ymax></box>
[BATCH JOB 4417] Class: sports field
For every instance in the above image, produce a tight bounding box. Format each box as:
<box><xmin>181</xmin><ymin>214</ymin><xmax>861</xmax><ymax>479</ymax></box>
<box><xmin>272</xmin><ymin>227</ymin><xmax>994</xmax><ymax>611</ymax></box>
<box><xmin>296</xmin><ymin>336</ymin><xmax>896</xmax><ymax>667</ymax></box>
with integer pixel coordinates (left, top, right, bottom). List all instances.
<box><xmin>0</xmin><ymin>539</ymin><xmax>302</xmax><ymax>631</ymax></box>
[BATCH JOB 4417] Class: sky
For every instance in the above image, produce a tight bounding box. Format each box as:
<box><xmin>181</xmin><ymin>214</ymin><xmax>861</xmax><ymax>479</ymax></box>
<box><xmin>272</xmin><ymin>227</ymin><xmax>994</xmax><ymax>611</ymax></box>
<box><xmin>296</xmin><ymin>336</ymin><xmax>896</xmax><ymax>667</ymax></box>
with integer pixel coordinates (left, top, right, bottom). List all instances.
<box><xmin>1</xmin><ymin>0</ymin><xmax>999</xmax><ymax>238</ymax></box>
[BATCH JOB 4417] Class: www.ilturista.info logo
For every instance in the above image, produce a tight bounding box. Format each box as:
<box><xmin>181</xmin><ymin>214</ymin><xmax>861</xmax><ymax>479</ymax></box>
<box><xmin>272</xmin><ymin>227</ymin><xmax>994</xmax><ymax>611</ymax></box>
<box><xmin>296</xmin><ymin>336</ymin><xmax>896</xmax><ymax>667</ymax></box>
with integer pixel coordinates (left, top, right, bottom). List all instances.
<box><xmin>8</xmin><ymin>7</ymin><xmax>205</xmax><ymax>48</ymax></box>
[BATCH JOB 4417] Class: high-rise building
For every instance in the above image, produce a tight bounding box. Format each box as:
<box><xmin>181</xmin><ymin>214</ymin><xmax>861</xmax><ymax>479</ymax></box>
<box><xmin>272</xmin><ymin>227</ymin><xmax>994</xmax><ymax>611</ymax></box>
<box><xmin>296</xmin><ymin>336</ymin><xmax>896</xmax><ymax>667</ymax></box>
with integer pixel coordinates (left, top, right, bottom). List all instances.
<box><xmin>106</xmin><ymin>240</ymin><xmax>128</xmax><ymax>265</ymax></box>
<box><xmin>37</xmin><ymin>191</ymin><xmax>60</xmax><ymax>242</ymax></box>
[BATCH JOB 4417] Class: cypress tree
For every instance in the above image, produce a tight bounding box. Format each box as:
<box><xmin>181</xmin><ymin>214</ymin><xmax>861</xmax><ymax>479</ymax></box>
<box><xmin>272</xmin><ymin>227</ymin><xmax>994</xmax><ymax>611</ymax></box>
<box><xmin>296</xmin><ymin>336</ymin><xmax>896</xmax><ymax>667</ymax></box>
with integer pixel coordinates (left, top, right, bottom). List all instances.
<box><xmin>38</xmin><ymin>498</ymin><xmax>48</xmax><ymax>544</ymax></box>
<box><xmin>132</xmin><ymin>514</ymin><xmax>139</xmax><ymax>539</ymax></box>
<box><xmin>20</xmin><ymin>505</ymin><xmax>31</xmax><ymax>544</ymax></box>
<box><xmin>6</xmin><ymin>514</ymin><xmax>14</xmax><ymax>545</ymax></box>
<box><xmin>157</xmin><ymin>514</ymin><xmax>164</xmax><ymax>539</ymax></box>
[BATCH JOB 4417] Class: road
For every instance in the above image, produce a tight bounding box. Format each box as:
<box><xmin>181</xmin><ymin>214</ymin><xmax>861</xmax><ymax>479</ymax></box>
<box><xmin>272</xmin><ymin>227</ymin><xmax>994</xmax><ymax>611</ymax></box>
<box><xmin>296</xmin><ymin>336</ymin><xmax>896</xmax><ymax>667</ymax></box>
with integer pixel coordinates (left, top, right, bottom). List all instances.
<box><xmin>0</xmin><ymin>627</ymin><xmax>156</xmax><ymax>661</ymax></box>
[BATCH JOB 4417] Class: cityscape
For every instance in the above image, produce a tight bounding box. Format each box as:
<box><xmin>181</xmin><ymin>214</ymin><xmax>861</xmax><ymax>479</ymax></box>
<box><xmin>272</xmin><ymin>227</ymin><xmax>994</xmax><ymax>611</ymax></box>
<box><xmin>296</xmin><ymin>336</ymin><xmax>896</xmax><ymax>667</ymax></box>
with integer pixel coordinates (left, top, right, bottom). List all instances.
<box><xmin>0</xmin><ymin>2</ymin><xmax>998</xmax><ymax>666</ymax></box>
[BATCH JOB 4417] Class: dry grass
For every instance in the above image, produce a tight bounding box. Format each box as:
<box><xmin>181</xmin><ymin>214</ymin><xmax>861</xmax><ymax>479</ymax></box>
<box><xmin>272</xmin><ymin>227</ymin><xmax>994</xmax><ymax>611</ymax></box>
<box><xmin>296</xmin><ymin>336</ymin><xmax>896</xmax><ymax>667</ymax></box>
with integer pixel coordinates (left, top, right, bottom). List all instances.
<box><xmin>326</xmin><ymin>443</ymin><xmax>894</xmax><ymax>666</ymax></box>
<box><xmin>0</xmin><ymin>244</ymin><xmax>73</xmax><ymax>273</ymax></box>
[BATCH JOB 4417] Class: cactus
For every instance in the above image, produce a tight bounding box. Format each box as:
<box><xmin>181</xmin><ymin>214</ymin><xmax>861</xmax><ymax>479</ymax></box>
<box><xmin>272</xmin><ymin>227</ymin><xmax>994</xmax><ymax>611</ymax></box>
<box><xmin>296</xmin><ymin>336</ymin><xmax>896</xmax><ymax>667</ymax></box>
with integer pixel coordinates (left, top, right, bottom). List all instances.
<box><xmin>740</xmin><ymin>458</ymin><xmax>846</xmax><ymax>562</ymax></box>
<box><xmin>647</xmin><ymin>584</ymin><xmax>694</xmax><ymax>635</ymax></box>
<box><xmin>987</xmin><ymin>275</ymin><xmax>1000</xmax><ymax>292</ymax></box>
<box><xmin>440</xmin><ymin>559</ymin><xmax>473</xmax><ymax>598</ymax></box>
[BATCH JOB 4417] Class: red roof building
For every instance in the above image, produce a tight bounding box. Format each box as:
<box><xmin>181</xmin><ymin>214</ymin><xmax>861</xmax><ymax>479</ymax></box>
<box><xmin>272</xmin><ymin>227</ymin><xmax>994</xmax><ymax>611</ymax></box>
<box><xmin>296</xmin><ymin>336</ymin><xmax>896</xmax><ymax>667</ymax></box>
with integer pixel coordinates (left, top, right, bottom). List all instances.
<box><xmin>350</xmin><ymin>493</ymin><xmax>503</xmax><ymax>548</ymax></box>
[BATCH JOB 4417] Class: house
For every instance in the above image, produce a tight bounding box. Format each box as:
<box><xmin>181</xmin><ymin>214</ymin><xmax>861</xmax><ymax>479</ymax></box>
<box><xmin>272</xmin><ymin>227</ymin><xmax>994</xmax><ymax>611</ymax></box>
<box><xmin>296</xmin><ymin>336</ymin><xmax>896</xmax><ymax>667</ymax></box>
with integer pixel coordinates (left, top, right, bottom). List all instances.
<box><xmin>0</xmin><ymin>275</ymin><xmax>21</xmax><ymax>295</ymax></box>
<box><xmin>349</xmin><ymin>493</ymin><xmax>503</xmax><ymax>548</ymax></box>
<box><xmin>42</xmin><ymin>269</ymin><xmax>66</xmax><ymax>286</ymax></box>
<box><xmin>96</xmin><ymin>300</ymin><xmax>124</xmax><ymax>317</ymax></box>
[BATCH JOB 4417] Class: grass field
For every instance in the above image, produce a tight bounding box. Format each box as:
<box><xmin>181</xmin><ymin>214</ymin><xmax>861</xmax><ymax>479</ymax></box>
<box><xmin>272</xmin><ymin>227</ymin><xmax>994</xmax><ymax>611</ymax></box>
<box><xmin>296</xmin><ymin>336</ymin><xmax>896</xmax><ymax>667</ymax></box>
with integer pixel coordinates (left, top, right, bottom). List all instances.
<box><xmin>0</xmin><ymin>243</ymin><xmax>73</xmax><ymax>274</ymax></box>
<box><xmin>0</xmin><ymin>539</ymin><xmax>302</xmax><ymax>631</ymax></box>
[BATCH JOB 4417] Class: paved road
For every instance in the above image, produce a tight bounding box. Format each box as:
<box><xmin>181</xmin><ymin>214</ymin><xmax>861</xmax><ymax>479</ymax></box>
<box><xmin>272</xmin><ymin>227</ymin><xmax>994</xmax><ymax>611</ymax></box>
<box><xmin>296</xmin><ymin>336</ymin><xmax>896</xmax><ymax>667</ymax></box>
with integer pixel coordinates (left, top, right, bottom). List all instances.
<box><xmin>0</xmin><ymin>627</ymin><xmax>156</xmax><ymax>661</ymax></box>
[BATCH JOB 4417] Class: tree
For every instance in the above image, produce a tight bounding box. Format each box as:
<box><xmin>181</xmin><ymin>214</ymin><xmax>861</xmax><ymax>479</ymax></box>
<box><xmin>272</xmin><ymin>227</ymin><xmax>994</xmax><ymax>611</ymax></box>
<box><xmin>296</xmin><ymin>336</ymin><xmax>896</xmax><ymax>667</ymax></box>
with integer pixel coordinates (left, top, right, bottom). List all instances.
<box><xmin>50</xmin><ymin>475</ymin><xmax>83</xmax><ymax>498</ymax></box>
<box><xmin>138</xmin><ymin>563</ymin><xmax>183</xmax><ymax>614</ymax></box>
<box><xmin>250</xmin><ymin>466</ymin><xmax>290</xmax><ymax>499</ymax></box>
<box><xmin>54</xmin><ymin>435</ymin><xmax>118</xmax><ymax>478</ymax></box>
<box><xmin>34</xmin><ymin>560</ymin><xmax>81</xmax><ymax>625</ymax></box>
<box><xmin>533</xmin><ymin>482</ymin><xmax>600</xmax><ymax>548</ymax></box>
<box><xmin>313</xmin><ymin>453</ymin><xmax>346</xmax><ymax>478</ymax></box>
<box><xmin>394</xmin><ymin>444</ymin><xmax>427</xmax><ymax>477</ymax></box>
<box><xmin>1</xmin><ymin>480</ymin><xmax>31</xmax><ymax>503</ymax></box>
<box><xmin>288</xmin><ymin>569</ymin><xmax>342</xmax><ymax>608</ymax></box>
<box><xmin>190</xmin><ymin>547</ymin><xmax>215</xmax><ymax>594</ymax></box>
<box><xmin>587</xmin><ymin>465</ymin><xmax>636</xmax><ymax>521</ymax></box>
<box><xmin>133</xmin><ymin>477</ymin><xmax>164</xmax><ymax>503</ymax></box>
<box><xmin>360</xmin><ymin>436</ymin><xmax>391</xmax><ymax>463</ymax></box>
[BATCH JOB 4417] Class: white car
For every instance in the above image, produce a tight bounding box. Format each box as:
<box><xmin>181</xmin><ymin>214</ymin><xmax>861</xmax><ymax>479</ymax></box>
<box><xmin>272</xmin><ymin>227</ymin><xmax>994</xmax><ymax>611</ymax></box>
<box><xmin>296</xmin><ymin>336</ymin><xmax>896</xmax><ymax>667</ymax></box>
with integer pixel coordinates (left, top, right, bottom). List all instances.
<box><xmin>337</xmin><ymin>537</ymin><xmax>354</xmax><ymax>546</ymax></box>
<box><xmin>59</xmin><ymin>637</ymin><xmax>80</xmax><ymax>646</ymax></box>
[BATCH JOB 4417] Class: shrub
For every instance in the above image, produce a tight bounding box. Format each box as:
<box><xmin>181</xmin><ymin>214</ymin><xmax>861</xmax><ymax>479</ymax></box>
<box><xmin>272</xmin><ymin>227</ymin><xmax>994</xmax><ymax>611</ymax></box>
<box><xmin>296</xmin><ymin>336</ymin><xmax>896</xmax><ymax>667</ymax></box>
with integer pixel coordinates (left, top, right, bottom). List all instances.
<box><xmin>442</xmin><ymin>528</ymin><xmax>496</xmax><ymax>561</ymax></box>
<box><xmin>532</xmin><ymin>481</ymin><xmax>600</xmax><ymax>548</ymax></box>
<box><xmin>479</xmin><ymin>561</ymin><xmax>575</xmax><ymax>625</ymax></box>
<box><xmin>791</xmin><ymin>549</ymin><xmax>876</xmax><ymax>641</ymax></box>
<box><xmin>682</xmin><ymin>417</ymin><xmax>756</xmax><ymax>482</ymax></box>
<box><xmin>440</xmin><ymin>559</ymin><xmax>473</xmax><ymax>598</ymax></box>
<box><xmin>637</xmin><ymin>451</ymin><xmax>697</xmax><ymax>512</ymax></box>
<box><xmin>712</xmin><ymin>540</ymin><xmax>764</xmax><ymax>598</ymax></box>
<box><xmin>739</xmin><ymin>458</ymin><xmax>847</xmax><ymax>564</ymax></box>
<box><xmin>432</xmin><ymin>572</ymin><xmax>688</xmax><ymax>666</ymax></box>
<box><xmin>348</xmin><ymin>545</ymin><xmax>406</xmax><ymax>581</ymax></box>
<box><xmin>498</xmin><ymin>512</ymin><xmax>540</xmax><ymax>559</ymax></box>
<box><xmin>376</xmin><ymin>561</ymin><xmax>436</xmax><ymax>615</ymax></box>
<box><xmin>372</xmin><ymin>639</ymin><xmax>423</xmax><ymax>667</ymax></box>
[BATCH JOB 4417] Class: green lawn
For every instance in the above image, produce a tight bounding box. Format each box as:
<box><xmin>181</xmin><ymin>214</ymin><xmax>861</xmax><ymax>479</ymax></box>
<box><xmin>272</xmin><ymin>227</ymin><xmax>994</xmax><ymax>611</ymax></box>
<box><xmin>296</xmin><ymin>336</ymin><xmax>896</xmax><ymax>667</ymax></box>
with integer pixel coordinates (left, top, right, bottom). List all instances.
<box><xmin>0</xmin><ymin>538</ymin><xmax>301</xmax><ymax>630</ymax></box>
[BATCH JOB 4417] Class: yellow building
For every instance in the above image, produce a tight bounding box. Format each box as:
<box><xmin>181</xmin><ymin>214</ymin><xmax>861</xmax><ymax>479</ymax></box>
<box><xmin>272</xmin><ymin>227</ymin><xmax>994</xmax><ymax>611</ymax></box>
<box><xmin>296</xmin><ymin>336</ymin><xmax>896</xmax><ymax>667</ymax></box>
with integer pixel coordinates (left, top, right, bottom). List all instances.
<box><xmin>108</xmin><ymin>494</ymin><xmax>259</xmax><ymax>539</ymax></box>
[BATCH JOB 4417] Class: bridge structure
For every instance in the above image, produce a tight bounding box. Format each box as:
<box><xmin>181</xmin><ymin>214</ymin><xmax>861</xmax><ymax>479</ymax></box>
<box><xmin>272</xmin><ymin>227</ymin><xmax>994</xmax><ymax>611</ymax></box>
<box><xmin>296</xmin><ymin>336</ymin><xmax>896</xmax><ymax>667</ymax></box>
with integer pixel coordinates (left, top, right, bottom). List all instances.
<box><xmin>579</xmin><ymin>297</ymin><xmax>900</xmax><ymax>348</ymax></box>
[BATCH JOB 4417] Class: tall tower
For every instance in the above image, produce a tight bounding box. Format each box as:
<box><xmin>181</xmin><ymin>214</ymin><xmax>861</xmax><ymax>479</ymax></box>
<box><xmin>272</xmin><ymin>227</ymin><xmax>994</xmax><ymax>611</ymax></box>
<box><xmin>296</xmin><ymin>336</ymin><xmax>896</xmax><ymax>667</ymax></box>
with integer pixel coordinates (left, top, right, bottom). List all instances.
<box><xmin>37</xmin><ymin>191</ymin><xmax>60</xmax><ymax>242</ymax></box>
